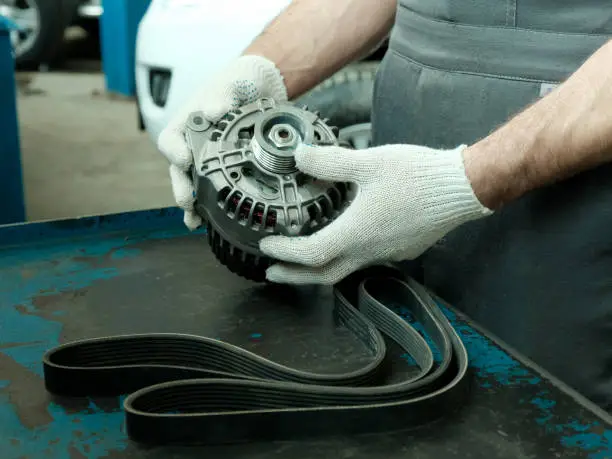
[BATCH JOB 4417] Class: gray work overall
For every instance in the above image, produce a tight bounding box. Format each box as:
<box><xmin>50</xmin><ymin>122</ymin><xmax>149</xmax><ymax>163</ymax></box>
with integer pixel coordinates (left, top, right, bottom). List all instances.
<box><xmin>371</xmin><ymin>0</ymin><xmax>612</xmax><ymax>409</ymax></box>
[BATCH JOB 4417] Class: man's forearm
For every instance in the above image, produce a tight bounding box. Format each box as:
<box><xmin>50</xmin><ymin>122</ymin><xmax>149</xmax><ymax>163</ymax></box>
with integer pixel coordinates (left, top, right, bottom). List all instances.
<box><xmin>464</xmin><ymin>40</ymin><xmax>612</xmax><ymax>210</ymax></box>
<box><xmin>242</xmin><ymin>0</ymin><xmax>396</xmax><ymax>99</ymax></box>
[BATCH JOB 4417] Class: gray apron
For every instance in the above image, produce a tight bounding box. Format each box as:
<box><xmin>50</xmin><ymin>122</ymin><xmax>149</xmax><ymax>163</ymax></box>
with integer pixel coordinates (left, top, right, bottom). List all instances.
<box><xmin>371</xmin><ymin>0</ymin><xmax>612</xmax><ymax>409</ymax></box>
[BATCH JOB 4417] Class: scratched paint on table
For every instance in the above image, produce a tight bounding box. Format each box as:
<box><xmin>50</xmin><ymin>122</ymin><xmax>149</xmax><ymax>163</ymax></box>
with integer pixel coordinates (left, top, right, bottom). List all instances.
<box><xmin>0</xmin><ymin>228</ymin><xmax>187</xmax><ymax>459</ymax></box>
<box><xmin>390</xmin><ymin>305</ymin><xmax>610</xmax><ymax>459</ymax></box>
<box><xmin>0</xmin><ymin>228</ymin><xmax>610</xmax><ymax>458</ymax></box>
<box><xmin>444</xmin><ymin>307</ymin><xmax>612</xmax><ymax>459</ymax></box>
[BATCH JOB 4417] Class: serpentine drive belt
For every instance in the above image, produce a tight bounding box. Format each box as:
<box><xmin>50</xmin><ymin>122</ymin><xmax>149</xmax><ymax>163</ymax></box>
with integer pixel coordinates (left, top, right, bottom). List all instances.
<box><xmin>42</xmin><ymin>265</ymin><xmax>470</xmax><ymax>446</ymax></box>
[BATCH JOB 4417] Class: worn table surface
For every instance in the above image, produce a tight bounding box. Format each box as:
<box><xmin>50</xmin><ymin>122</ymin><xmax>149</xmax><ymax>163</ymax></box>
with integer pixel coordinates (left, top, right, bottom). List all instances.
<box><xmin>0</xmin><ymin>209</ymin><xmax>610</xmax><ymax>459</ymax></box>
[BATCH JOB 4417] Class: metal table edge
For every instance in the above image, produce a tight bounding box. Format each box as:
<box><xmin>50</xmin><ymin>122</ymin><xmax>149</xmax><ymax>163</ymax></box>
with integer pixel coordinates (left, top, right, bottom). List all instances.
<box><xmin>434</xmin><ymin>292</ymin><xmax>612</xmax><ymax>423</ymax></box>
<box><xmin>0</xmin><ymin>206</ymin><xmax>203</xmax><ymax>249</ymax></box>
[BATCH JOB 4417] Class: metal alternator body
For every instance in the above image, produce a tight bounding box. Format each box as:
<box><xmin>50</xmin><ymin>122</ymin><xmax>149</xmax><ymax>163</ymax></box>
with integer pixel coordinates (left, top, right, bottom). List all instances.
<box><xmin>185</xmin><ymin>98</ymin><xmax>352</xmax><ymax>281</ymax></box>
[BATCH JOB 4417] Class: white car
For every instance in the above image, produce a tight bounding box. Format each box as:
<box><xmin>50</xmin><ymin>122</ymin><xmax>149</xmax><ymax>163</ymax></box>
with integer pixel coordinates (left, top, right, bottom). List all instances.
<box><xmin>135</xmin><ymin>0</ymin><xmax>381</xmax><ymax>149</ymax></box>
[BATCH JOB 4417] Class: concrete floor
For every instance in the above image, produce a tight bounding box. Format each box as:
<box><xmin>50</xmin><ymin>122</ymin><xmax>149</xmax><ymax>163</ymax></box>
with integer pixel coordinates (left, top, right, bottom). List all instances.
<box><xmin>15</xmin><ymin>65</ymin><xmax>174</xmax><ymax>222</ymax></box>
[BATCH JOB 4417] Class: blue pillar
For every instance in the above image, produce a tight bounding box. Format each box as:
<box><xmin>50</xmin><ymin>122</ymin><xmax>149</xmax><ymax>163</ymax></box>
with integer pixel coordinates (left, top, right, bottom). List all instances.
<box><xmin>99</xmin><ymin>0</ymin><xmax>152</xmax><ymax>96</ymax></box>
<box><xmin>0</xmin><ymin>18</ymin><xmax>26</xmax><ymax>225</ymax></box>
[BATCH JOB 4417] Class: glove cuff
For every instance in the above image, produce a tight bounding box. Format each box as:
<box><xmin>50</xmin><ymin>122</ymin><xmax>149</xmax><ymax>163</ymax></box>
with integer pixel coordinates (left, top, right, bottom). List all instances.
<box><xmin>422</xmin><ymin>144</ymin><xmax>494</xmax><ymax>228</ymax></box>
<box><xmin>237</xmin><ymin>54</ymin><xmax>289</xmax><ymax>102</ymax></box>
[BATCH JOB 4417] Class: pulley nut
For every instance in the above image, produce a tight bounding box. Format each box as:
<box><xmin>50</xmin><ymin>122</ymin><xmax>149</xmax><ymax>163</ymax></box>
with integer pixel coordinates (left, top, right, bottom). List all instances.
<box><xmin>268</xmin><ymin>124</ymin><xmax>299</xmax><ymax>149</ymax></box>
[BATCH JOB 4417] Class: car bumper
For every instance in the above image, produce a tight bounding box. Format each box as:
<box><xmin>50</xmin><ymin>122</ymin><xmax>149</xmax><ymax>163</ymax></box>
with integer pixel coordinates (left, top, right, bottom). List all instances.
<box><xmin>135</xmin><ymin>0</ymin><xmax>291</xmax><ymax>144</ymax></box>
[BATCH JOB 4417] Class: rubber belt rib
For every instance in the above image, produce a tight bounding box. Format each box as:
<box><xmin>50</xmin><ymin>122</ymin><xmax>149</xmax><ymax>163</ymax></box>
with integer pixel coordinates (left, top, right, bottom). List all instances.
<box><xmin>42</xmin><ymin>265</ymin><xmax>470</xmax><ymax>445</ymax></box>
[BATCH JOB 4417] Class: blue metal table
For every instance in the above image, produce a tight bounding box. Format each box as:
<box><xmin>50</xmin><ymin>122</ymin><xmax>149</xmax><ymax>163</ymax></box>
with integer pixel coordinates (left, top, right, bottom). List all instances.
<box><xmin>0</xmin><ymin>208</ymin><xmax>610</xmax><ymax>459</ymax></box>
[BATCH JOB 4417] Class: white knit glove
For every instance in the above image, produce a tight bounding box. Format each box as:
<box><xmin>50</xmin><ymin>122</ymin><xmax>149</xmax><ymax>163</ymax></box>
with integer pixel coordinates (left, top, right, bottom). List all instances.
<box><xmin>157</xmin><ymin>55</ymin><xmax>288</xmax><ymax>230</ymax></box>
<box><xmin>259</xmin><ymin>143</ymin><xmax>493</xmax><ymax>284</ymax></box>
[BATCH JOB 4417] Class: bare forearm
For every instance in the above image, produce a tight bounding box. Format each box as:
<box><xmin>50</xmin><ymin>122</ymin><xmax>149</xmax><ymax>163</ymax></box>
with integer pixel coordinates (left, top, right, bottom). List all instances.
<box><xmin>464</xmin><ymin>40</ymin><xmax>612</xmax><ymax>209</ymax></box>
<box><xmin>243</xmin><ymin>0</ymin><xmax>396</xmax><ymax>99</ymax></box>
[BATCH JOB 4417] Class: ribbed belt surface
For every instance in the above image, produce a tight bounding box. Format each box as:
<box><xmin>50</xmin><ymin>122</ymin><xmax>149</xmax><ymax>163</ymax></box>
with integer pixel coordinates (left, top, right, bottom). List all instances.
<box><xmin>42</xmin><ymin>265</ymin><xmax>470</xmax><ymax>445</ymax></box>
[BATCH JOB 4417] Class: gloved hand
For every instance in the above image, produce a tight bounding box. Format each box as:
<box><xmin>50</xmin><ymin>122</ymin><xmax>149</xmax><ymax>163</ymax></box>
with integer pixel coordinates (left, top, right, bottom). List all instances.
<box><xmin>259</xmin><ymin>143</ymin><xmax>494</xmax><ymax>284</ymax></box>
<box><xmin>157</xmin><ymin>55</ymin><xmax>288</xmax><ymax>230</ymax></box>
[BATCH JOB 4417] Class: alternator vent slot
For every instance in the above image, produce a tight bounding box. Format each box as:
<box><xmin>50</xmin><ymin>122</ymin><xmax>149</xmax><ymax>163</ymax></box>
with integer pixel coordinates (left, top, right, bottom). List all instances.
<box><xmin>317</xmin><ymin>196</ymin><xmax>333</xmax><ymax>219</ymax></box>
<box><xmin>227</xmin><ymin>191</ymin><xmax>242</xmax><ymax>215</ymax></box>
<box><xmin>218</xmin><ymin>187</ymin><xmax>231</xmax><ymax>204</ymax></box>
<box><xmin>238</xmin><ymin>198</ymin><xmax>253</xmax><ymax>223</ymax></box>
<box><xmin>252</xmin><ymin>203</ymin><xmax>265</xmax><ymax>227</ymax></box>
<box><xmin>265</xmin><ymin>209</ymin><xmax>277</xmax><ymax>229</ymax></box>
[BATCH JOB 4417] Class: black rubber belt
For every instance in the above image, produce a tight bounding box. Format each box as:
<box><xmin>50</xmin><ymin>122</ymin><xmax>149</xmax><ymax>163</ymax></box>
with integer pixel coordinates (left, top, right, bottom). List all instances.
<box><xmin>42</xmin><ymin>265</ymin><xmax>470</xmax><ymax>445</ymax></box>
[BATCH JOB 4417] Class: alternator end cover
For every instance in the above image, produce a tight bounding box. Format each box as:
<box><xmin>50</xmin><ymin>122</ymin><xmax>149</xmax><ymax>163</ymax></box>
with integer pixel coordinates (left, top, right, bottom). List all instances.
<box><xmin>186</xmin><ymin>98</ymin><xmax>353</xmax><ymax>282</ymax></box>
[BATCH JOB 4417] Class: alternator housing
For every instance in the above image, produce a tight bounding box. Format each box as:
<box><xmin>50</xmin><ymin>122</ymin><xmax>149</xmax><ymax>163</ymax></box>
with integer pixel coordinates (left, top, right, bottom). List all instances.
<box><xmin>186</xmin><ymin>98</ymin><xmax>351</xmax><ymax>281</ymax></box>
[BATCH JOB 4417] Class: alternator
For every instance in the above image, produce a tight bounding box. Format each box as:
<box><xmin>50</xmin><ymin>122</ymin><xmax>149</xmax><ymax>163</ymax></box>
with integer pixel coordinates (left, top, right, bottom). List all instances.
<box><xmin>186</xmin><ymin>98</ymin><xmax>353</xmax><ymax>282</ymax></box>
